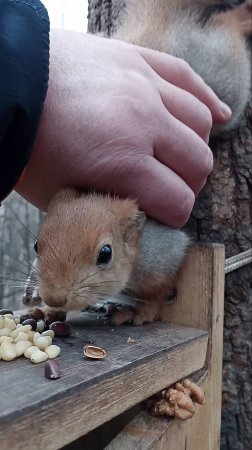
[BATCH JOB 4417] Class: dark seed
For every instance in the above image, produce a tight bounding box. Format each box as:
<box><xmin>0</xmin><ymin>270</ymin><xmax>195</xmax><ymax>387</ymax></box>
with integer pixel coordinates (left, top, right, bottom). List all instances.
<box><xmin>45</xmin><ymin>360</ymin><xmax>61</xmax><ymax>380</ymax></box>
<box><xmin>46</xmin><ymin>310</ymin><xmax>67</xmax><ymax>324</ymax></box>
<box><xmin>0</xmin><ymin>309</ymin><xmax>13</xmax><ymax>315</ymax></box>
<box><xmin>21</xmin><ymin>319</ymin><xmax>37</xmax><ymax>331</ymax></box>
<box><xmin>50</xmin><ymin>321</ymin><xmax>73</xmax><ymax>337</ymax></box>
<box><xmin>20</xmin><ymin>313</ymin><xmax>36</xmax><ymax>323</ymax></box>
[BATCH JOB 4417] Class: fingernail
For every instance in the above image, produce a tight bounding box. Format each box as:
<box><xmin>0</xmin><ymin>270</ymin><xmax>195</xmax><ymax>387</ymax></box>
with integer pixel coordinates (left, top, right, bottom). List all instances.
<box><xmin>220</xmin><ymin>101</ymin><xmax>232</xmax><ymax>119</ymax></box>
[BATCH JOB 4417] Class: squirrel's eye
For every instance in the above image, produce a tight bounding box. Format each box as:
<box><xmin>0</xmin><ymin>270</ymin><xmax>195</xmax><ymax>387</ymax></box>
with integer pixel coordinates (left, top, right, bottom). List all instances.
<box><xmin>34</xmin><ymin>241</ymin><xmax>38</xmax><ymax>254</ymax></box>
<box><xmin>97</xmin><ymin>245</ymin><xmax>112</xmax><ymax>265</ymax></box>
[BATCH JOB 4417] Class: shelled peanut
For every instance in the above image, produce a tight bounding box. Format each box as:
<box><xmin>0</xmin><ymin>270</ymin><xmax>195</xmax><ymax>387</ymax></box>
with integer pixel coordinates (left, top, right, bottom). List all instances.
<box><xmin>0</xmin><ymin>311</ymin><xmax>61</xmax><ymax>363</ymax></box>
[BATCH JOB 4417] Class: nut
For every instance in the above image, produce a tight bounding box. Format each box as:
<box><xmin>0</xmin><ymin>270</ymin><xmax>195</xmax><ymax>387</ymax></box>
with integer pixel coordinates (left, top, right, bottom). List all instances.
<box><xmin>4</xmin><ymin>318</ymin><xmax>16</xmax><ymax>331</ymax></box>
<box><xmin>83</xmin><ymin>345</ymin><xmax>106</xmax><ymax>360</ymax></box>
<box><xmin>42</xmin><ymin>330</ymin><xmax>55</xmax><ymax>338</ymax></box>
<box><xmin>24</xmin><ymin>345</ymin><xmax>40</xmax><ymax>359</ymax></box>
<box><xmin>14</xmin><ymin>332</ymin><xmax>29</xmax><ymax>343</ymax></box>
<box><xmin>0</xmin><ymin>341</ymin><xmax>17</xmax><ymax>361</ymax></box>
<box><xmin>45</xmin><ymin>345</ymin><xmax>61</xmax><ymax>359</ymax></box>
<box><xmin>31</xmin><ymin>350</ymin><xmax>48</xmax><ymax>364</ymax></box>
<box><xmin>182</xmin><ymin>379</ymin><xmax>205</xmax><ymax>405</ymax></box>
<box><xmin>45</xmin><ymin>360</ymin><xmax>61</xmax><ymax>379</ymax></box>
<box><xmin>35</xmin><ymin>336</ymin><xmax>52</xmax><ymax>351</ymax></box>
<box><xmin>0</xmin><ymin>336</ymin><xmax>14</xmax><ymax>344</ymax></box>
<box><xmin>10</xmin><ymin>324</ymin><xmax>32</xmax><ymax>338</ymax></box>
<box><xmin>15</xmin><ymin>341</ymin><xmax>32</xmax><ymax>357</ymax></box>
<box><xmin>50</xmin><ymin>321</ymin><xmax>73</xmax><ymax>337</ymax></box>
<box><xmin>36</xmin><ymin>320</ymin><xmax>45</xmax><ymax>333</ymax></box>
<box><xmin>0</xmin><ymin>328</ymin><xmax>11</xmax><ymax>337</ymax></box>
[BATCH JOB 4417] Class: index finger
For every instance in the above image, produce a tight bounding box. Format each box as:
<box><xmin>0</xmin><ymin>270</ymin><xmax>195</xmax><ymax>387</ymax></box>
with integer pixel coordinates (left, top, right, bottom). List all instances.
<box><xmin>138</xmin><ymin>45</ymin><xmax>232</xmax><ymax>124</ymax></box>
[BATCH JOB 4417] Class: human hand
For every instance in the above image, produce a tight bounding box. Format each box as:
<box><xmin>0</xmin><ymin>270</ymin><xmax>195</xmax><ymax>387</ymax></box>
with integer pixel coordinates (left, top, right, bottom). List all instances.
<box><xmin>16</xmin><ymin>31</ymin><xmax>231</xmax><ymax>227</ymax></box>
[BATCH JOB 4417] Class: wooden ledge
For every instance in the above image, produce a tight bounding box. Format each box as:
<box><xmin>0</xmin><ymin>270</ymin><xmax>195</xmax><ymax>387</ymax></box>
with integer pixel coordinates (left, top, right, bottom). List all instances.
<box><xmin>0</xmin><ymin>315</ymin><xmax>208</xmax><ymax>450</ymax></box>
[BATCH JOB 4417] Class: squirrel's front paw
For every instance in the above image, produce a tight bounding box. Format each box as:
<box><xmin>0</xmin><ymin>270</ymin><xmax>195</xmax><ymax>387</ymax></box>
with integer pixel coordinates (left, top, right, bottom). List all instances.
<box><xmin>111</xmin><ymin>304</ymin><xmax>158</xmax><ymax>326</ymax></box>
<box><xmin>110</xmin><ymin>308</ymin><xmax>135</xmax><ymax>326</ymax></box>
<box><xmin>28</xmin><ymin>306</ymin><xmax>67</xmax><ymax>324</ymax></box>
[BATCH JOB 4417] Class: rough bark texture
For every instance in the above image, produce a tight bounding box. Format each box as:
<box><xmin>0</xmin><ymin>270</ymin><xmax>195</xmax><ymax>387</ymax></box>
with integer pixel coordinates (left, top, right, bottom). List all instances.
<box><xmin>87</xmin><ymin>1</ymin><xmax>252</xmax><ymax>449</ymax></box>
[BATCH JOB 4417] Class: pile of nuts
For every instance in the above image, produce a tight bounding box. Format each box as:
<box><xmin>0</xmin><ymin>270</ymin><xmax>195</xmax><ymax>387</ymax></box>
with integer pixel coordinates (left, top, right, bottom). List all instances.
<box><xmin>0</xmin><ymin>309</ymin><xmax>61</xmax><ymax>364</ymax></box>
<box><xmin>146</xmin><ymin>379</ymin><xmax>205</xmax><ymax>420</ymax></box>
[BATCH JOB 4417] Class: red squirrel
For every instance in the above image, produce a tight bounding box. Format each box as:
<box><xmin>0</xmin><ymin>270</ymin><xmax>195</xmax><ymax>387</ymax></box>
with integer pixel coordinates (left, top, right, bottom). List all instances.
<box><xmin>24</xmin><ymin>1</ymin><xmax>251</xmax><ymax>325</ymax></box>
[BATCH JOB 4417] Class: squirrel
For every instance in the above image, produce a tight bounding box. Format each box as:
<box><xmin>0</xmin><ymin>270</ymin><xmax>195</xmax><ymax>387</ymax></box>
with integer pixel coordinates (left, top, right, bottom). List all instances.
<box><xmin>114</xmin><ymin>0</ymin><xmax>252</xmax><ymax>134</ymax></box>
<box><xmin>24</xmin><ymin>1</ymin><xmax>251</xmax><ymax>325</ymax></box>
<box><xmin>32</xmin><ymin>189</ymin><xmax>190</xmax><ymax>325</ymax></box>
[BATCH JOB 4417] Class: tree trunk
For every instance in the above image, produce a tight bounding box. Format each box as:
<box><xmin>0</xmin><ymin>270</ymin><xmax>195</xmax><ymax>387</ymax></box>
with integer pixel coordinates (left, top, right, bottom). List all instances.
<box><xmin>87</xmin><ymin>1</ymin><xmax>252</xmax><ymax>449</ymax></box>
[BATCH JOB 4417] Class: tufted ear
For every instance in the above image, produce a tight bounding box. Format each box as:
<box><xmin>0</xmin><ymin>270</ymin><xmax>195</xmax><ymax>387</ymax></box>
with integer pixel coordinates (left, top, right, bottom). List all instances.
<box><xmin>120</xmin><ymin>210</ymin><xmax>146</xmax><ymax>243</ymax></box>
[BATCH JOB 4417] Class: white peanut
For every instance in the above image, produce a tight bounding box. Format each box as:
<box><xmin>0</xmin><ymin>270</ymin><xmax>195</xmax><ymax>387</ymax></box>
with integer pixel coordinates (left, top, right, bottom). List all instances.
<box><xmin>0</xmin><ymin>341</ymin><xmax>17</xmax><ymax>361</ymax></box>
<box><xmin>24</xmin><ymin>346</ymin><xmax>39</xmax><ymax>359</ymax></box>
<box><xmin>36</xmin><ymin>336</ymin><xmax>52</xmax><ymax>351</ymax></box>
<box><xmin>45</xmin><ymin>345</ymin><xmax>61</xmax><ymax>359</ymax></box>
<box><xmin>42</xmin><ymin>330</ymin><xmax>55</xmax><ymax>338</ymax></box>
<box><xmin>0</xmin><ymin>328</ymin><xmax>11</xmax><ymax>337</ymax></box>
<box><xmin>11</xmin><ymin>324</ymin><xmax>32</xmax><ymax>338</ymax></box>
<box><xmin>4</xmin><ymin>318</ymin><xmax>16</xmax><ymax>331</ymax></box>
<box><xmin>31</xmin><ymin>350</ymin><xmax>48</xmax><ymax>364</ymax></box>
<box><xmin>15</xmin><ymin>341</ymin><xmax>32</xmax><ymax>357</ymax></box>
<box><xmin>36</xmin><ymin>320</ymin><xmax>45</xmax><ymax>333</ymax></box>
<box><xmin>33</xmin><ymin>332</ymin><xmax>41</xmax><ymax>345</ymax></box>
<box><xmin>0</xmin><ymin>336</ymin><xmax>13</xmax><ymax>344</ymax></box>
<box><xmin>14</xmin><ymin>332</ymin><xmax>29</xmax><ymax>343</ymax></box>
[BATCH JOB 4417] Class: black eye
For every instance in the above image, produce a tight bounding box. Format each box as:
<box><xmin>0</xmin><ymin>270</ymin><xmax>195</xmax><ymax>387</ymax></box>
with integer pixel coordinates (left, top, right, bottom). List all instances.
<box><xmin>34</xmin><ymin>241</ymin><xmax>38</xmax><ymax>254</ymax></box>
<box><xmin>97</xmin><ymin>245</ymin><xmax>112</xmax><ymax>265</ymax></box>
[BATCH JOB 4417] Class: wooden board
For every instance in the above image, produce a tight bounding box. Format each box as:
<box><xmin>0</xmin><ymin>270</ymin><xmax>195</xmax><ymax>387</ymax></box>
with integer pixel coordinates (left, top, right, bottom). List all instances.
<box><xmin>106</xmin><ymin>243</ymin><xmax>225</xmax><ymax>450</ymax></box>
<box><xmin>0</xmin><ymin>316</ymin><xmax>208</xmax><ymax>450</ymax></box>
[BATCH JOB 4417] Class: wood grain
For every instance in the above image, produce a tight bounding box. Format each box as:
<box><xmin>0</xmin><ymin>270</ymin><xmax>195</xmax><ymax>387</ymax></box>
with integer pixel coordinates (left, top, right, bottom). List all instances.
<box><xmin>0</xmin><ymin>317</ymin><xmax>208</xmax><ymax>450</ymax></box>
<box><xmin>106</xmin><ymin>244</ymin><xmax>225</xmax><ymax>450</ymax></box>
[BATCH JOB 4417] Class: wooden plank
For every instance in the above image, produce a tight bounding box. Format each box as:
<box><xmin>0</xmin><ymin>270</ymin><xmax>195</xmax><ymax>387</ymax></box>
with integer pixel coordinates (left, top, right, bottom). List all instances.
<box><xmin>107</xmin><ymin>244</ymin><xmax>225</xmax><ymax>450</ymax></box>
<box><xmin>0</xmin><ymin>317</ymin><xmax>208</xmax><ymax>450</ymax></box>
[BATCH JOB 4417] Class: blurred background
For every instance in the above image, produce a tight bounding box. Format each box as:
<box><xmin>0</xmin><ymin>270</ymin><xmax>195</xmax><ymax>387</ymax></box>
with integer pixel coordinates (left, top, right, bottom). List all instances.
<box><xmin>0</xmin><ymin>0</ymin><xmax>88</xmax><ymax>310</ymax></box>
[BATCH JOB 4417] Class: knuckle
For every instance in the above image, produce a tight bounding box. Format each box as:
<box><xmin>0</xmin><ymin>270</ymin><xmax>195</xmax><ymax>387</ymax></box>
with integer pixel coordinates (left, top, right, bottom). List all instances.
<box><xmin>201</xmin><ymin>105</ymin><xmax>213</xmax><ymax>131</ymax></box>
<box><xmin>174</xmin><ymin>189</ymin><xmax>195</xmax><ymax>227</ymax></box>
<box><xmin>176</xmin><ymin>58</ymin><xmax>191</xmax><ymax>75</ymax></box>
<box><xmin>200</xmin><ymin>146</ymin><xmax>214</xmax><ymax>178</ymax></box>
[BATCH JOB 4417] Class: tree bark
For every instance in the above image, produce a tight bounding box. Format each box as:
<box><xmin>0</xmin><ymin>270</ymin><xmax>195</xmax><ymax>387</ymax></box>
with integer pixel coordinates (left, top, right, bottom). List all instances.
<box><xmin>87</xmin><ymin>1</ymin><xmax>252</xmax><ymax>449</ymax></box>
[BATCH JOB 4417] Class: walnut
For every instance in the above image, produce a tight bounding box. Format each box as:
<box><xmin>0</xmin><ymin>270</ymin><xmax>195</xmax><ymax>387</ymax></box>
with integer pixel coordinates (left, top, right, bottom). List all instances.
<box><xmin>146</xmin><ymin>378</ymin><xmax>205</xmax><ymax>421</ymax></box>
<box><xmin>182</xmin><ymin>379</ymin><xmax>205</xmax><ymax>405</ymax></box>
<box><xmin>151</xmin><ymin>399</ymin><xmax>175</xmax><ymax>417</ymax></box>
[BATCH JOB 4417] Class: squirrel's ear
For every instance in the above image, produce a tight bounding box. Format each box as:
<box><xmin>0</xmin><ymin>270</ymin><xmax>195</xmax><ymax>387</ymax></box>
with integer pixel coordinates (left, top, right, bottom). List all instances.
<box><xmin>109</xmin><ymin>197</ymin><xmax>145</xmax><ymax>238</ymax></box>
<box><xmin>128</xmin><ymin>210</ymin><xmax>146</xmax><ymax>230</ymax></box>
<box><xmin>120</xmin><ymin>210</ymin><xmax>146</xmax><ymax>242</ymax></box>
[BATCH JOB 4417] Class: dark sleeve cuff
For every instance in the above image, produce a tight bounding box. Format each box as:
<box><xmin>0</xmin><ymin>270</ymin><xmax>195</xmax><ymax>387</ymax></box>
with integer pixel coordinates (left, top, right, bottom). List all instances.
<box><xmin>0</xmin><ymin>0</ymin><xmax>50</xmax><ymax>201</ymax></box>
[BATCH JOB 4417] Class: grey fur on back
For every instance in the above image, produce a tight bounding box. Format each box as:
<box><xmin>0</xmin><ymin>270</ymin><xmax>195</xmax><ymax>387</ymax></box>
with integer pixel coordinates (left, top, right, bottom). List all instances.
<box><xmin>133</xmin><ymin>219</ymin><xmax>190</xmax><ymax>279</ymax></box>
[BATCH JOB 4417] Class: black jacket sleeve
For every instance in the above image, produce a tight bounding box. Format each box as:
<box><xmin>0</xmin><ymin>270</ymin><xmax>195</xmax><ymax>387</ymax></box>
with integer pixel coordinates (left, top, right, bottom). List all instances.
<box><xmin>0</xmin><ymin>0</ymin><xmax>49</xmax><ymax>202</ymax></box>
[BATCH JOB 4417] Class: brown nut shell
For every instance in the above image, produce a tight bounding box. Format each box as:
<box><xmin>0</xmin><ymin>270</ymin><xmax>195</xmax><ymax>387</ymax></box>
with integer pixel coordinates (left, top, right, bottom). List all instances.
<box><xmin>83</xmin><ymin>345</ymin><xmax>106</xmax><ymax>360</ymax></box>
